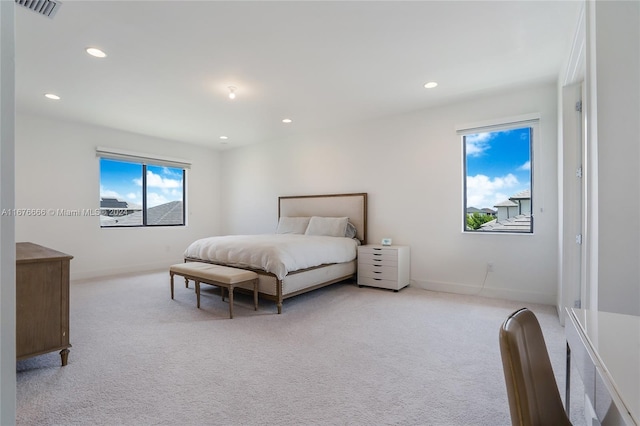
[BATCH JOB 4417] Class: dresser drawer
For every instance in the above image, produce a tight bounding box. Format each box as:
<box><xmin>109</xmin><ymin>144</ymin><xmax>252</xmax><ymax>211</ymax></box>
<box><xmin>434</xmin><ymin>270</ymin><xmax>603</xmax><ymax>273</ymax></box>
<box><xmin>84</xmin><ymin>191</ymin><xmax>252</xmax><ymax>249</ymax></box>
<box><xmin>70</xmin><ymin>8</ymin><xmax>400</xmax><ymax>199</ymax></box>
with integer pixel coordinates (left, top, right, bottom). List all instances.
<box><xmin>358</xmin><ymin>264</ymin><xmax>398</xmax><ymax>280</ymax></box>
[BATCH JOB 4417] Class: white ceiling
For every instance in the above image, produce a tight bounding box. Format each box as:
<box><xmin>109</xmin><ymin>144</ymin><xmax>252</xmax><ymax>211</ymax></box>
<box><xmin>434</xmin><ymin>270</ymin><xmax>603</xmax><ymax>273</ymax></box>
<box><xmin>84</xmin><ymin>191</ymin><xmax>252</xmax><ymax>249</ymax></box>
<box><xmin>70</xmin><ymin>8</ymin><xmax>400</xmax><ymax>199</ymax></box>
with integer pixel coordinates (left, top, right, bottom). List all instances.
<box><xmin>15</xmin><ymin>1</ymin><xmax>582</xmax><ymax>150</ymax></box>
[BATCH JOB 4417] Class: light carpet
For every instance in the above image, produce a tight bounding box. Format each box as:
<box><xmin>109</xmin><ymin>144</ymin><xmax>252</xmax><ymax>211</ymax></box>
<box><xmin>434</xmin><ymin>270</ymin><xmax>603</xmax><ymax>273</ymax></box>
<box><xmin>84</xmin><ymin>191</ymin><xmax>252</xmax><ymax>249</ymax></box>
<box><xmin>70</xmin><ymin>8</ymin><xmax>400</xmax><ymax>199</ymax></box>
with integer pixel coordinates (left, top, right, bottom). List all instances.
<box><xmin>17</xmin><ymin>270</ymin><xmax>585</xmax><ymax>425</ymax></box>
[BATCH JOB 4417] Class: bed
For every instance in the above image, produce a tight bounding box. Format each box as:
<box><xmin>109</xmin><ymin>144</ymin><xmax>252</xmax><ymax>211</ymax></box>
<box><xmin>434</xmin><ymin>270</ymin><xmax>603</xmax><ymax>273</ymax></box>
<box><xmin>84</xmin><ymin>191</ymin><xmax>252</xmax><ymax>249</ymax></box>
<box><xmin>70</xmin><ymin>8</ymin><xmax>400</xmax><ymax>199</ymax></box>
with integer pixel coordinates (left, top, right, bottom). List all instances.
<box><xmin>183</xmin><ymin>193</ymin><xmax>368</xmax><ymax>314</ymax></box>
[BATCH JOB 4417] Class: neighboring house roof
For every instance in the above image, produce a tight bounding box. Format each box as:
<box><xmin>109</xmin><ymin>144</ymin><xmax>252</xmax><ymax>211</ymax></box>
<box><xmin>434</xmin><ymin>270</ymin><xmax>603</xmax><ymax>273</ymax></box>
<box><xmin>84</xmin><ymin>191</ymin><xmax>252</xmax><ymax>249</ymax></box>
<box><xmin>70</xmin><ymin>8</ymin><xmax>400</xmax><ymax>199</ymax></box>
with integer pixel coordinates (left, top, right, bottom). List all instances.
<box><xmin>102</xmin><ymin>201</ymin><xmax>183</xmax><ymax>226</ymax></box>
<box><xmin>494</xmin><ymin>199</ymin><xmax>518</xmax><ymax>208</ymax></box>
<box><xmin>100</xmin><ymin>197</ymin><xmax>129</xmax><ymax>208</ymax></box>
<box><xmin>104</xmin><ymin>211</ymin><xmax>142</xmax><ymax>226</ymax></box>
<box><xmin>481</xmin><ymin>208</ymin><xmax>496</xmax><ymax>215</ymax></box>
<box><xmin>100</xmin><ymin>197</ymin><xmax>142</xmax><ymax>210</ymax></box>
<box><xmin>99</xmin><ymin>215</ymin><xmax>118</xmax><ymax>226</ymax></box>
<box><xmin>509</xmin><ymin>189</ymin><xmax>531</xmax><ymax>200</ymax></box>
<box><xmin>148</xmin><ymin>201</ymin><xmax>184</xmax><ymax>225</ymax></box>
<box><xmin>479</xmin><ymin>214</ymin><xmax>531</xmax><ymax>232</ymax></box>
<box><xmin>466</xmin><ymin>207</ymin><xmax>481</xmax><ymax>214</ymax></box>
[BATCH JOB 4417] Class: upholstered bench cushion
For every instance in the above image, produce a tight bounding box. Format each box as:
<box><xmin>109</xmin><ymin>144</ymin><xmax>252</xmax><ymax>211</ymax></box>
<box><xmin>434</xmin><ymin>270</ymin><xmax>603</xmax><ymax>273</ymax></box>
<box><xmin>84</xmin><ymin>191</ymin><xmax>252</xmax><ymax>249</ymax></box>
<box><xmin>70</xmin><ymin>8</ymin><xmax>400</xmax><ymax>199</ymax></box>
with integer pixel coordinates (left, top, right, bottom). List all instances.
<box><xmin>170</xmin><ymin>263</ymin><xmax>258</xmax><ymax>284</ymax></box>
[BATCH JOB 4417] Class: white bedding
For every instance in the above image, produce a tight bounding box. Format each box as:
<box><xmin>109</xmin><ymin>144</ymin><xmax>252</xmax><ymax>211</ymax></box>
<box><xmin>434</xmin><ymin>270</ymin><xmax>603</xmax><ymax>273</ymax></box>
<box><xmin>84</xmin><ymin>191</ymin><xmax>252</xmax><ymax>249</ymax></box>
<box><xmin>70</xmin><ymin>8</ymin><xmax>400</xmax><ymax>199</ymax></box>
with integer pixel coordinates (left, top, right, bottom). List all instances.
<box><xmin>183</xmin><ymin>234</ymin><xmax>358</xmax><ymax>280</ymax></box>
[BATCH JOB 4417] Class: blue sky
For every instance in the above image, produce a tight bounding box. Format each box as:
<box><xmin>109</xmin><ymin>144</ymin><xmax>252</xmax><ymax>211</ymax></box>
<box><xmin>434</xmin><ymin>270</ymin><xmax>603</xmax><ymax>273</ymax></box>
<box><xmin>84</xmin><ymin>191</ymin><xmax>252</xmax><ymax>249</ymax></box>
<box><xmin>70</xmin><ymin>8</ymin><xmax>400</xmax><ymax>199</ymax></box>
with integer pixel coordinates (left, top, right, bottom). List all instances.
<box><xmin>465</xmin><ymin>127</ymin><xmax>531</xmax><ymax>210</ymax></box>
<box><xmin>100</xmin><ymin>159</ymin><xmax>183</xmax><ymax>208</ymax></box>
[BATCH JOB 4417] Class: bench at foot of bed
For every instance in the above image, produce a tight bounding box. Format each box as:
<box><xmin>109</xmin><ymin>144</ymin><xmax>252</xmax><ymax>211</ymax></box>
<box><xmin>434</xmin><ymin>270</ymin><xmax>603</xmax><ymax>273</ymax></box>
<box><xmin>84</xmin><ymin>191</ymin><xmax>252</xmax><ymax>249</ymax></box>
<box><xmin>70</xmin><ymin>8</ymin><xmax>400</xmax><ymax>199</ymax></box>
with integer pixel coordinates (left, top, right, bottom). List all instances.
<box><xmin>169</xmin><ymin>263</ymin><xmax>258</xmax><ymax>319</ymax></box>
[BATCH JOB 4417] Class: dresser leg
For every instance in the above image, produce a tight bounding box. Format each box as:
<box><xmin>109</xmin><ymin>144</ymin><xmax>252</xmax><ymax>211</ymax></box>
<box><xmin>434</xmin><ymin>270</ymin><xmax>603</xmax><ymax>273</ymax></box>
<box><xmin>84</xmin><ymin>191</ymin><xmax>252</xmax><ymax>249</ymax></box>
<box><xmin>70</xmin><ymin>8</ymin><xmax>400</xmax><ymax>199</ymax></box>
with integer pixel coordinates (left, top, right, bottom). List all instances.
<box><xmin>60</xmin><ymin>348</ymin><xmax>70</xmax><ymax>366</ymax></box>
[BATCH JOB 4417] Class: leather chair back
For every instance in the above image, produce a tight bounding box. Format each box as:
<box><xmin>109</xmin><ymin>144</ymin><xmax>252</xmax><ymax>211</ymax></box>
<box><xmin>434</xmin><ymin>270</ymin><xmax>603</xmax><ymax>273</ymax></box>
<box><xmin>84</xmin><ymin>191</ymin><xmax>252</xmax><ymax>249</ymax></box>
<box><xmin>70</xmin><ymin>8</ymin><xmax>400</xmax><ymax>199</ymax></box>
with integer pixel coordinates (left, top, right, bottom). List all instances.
<box><xmin>499</xmin><ymin>308</ymin><xmax>572</xmax><ymax>426</ymax></box>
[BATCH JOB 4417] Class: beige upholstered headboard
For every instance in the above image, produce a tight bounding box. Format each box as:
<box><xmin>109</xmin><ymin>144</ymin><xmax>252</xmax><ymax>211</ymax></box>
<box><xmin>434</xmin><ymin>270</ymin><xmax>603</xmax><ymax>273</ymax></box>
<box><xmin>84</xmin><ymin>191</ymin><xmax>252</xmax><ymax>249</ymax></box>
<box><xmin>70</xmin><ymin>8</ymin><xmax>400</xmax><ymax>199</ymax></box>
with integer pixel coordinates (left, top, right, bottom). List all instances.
<box><xmin>278</xmin><ymin>193</ymin><xmax>368</xmax><ymax>244</ymax></box>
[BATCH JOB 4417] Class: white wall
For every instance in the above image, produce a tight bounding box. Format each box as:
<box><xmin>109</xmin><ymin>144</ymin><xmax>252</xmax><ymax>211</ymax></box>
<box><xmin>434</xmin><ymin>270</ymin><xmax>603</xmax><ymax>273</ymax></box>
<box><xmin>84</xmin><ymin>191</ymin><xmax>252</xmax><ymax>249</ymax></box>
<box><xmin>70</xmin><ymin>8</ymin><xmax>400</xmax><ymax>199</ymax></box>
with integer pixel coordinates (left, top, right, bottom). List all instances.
<box><xmin>586</xmin><ymin>0</ymin><xmax>640</xmax><ymax>315</ymax></box>
<box><xmin>221</xmin><ymin>82</ymin><xmax>560</xmax><ymax>305</ymax></box>
<box><xmin>0</xmin><ymin>1</ymin><xmax>16</xmax><ymax>423</ymax></box>
<box><xmin>15</xmin><ymin>114</ymin><xmax>222</xmax><ymax>280</ymax></box>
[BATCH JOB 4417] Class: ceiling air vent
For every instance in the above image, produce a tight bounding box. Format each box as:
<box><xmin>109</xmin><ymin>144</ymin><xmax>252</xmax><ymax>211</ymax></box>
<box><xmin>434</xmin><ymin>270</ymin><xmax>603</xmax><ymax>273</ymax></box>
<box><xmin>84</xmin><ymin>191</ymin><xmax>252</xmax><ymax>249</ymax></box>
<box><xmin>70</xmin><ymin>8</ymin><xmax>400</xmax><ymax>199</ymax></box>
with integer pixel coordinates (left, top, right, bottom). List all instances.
<box><xmin>15</xmin><ymin>0</ymin><xmax>61</xmax><ymax>18</ymax></box>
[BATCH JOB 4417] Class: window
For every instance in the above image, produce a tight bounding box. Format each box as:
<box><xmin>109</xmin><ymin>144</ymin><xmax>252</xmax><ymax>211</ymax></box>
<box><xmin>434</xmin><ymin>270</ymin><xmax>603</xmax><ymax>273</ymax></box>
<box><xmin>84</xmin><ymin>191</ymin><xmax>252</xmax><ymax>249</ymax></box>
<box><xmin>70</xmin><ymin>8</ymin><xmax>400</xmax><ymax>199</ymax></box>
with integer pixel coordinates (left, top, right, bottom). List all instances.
<box><xmin>98</xmin><ymin>149</ymin><xmax>188</xmax><ymax>227</ymax></box>
<box><xmin>460</xmin><ymin>117</ymin><xmax>536</xmax><ymax>233</ymax></box>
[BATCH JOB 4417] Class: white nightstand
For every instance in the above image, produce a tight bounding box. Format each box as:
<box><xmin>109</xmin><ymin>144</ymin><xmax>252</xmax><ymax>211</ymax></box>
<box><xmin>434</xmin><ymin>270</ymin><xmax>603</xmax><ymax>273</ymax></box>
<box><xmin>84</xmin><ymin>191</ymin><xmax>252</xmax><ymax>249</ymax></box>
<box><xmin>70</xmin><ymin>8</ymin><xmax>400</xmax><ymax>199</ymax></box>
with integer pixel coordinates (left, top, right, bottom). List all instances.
<box><xmin>357</xmin><ymin>245</ymin><xmax>410</xmax><ymax>291</ymax></box>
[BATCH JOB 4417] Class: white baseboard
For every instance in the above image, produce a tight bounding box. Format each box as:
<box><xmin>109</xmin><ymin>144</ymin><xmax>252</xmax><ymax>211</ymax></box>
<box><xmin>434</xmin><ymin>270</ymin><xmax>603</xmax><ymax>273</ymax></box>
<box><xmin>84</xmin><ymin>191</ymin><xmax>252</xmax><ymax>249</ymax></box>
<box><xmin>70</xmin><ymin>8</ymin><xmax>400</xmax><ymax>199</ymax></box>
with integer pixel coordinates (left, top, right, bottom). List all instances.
<box><xmin>70</xmin><ymin>259</ymin><xmax>180</xmax><ymax>281</ymax></box>
<box><xmin>410</xmin><ymin>279</ymin><xmax>556</xmax><ymax>305</ymax></box>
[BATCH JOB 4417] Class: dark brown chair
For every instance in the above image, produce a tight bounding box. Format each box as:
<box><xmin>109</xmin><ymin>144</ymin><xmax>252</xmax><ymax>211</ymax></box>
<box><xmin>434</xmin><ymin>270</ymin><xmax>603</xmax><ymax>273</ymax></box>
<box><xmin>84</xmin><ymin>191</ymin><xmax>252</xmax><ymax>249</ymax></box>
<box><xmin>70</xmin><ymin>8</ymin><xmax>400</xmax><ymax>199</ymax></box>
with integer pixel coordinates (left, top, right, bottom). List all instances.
<box><xmin>499</xmin><ymin>308</ymin><xmax>572</xmax><ymax>426</ymax></box>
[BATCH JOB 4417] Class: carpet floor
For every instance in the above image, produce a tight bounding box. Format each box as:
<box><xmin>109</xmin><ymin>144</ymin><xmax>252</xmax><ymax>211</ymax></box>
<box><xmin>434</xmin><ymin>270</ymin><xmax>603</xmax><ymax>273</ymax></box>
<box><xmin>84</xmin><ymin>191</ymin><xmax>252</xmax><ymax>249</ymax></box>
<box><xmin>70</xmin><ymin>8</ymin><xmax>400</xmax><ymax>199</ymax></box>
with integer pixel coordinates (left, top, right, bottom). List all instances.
<box><xmin>17</xmin><ymin>270</ymin><xmax>585</xmax><ymax>425</ymax></box>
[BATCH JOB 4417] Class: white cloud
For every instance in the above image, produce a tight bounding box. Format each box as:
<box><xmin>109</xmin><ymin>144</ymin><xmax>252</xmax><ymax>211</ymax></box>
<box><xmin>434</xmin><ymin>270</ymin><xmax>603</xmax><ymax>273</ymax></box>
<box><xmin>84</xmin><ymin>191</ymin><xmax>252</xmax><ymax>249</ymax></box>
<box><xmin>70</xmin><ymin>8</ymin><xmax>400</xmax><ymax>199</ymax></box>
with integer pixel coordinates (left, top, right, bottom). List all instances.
<box><xmin>518</xmin><ymin>161</ymin><xmax>531</xmax><ymax>171</ymax></box>
<box><xmin>146</xmin><ymin>170</ymin><xmax>181</xmax><ymax>189</ymax></box>
<box><xmin>127</xmin><ymin>193</ymin><xmax>137</xmax><ymax>200</ymax></box>
<box><xmin>100</xmin><ymin>186</ymin><xmax>122</xmax><ymax>199</ymax></box>
<box><xmin>465</xmin><ymin>132</ymin><xmax>493</xmax><ymax>157</ymax></box>
<box><xmin>465</xmin><ymin>132</ymin><xmax>492</xmax><ymax>144</ymax></box>
<box><xmin>466</xmin><ymin>173</ymin><xmax>519</xmax><ymax>209</ymax></box>
<box><xmin>146</xmin><ymin>192</ymin><xmax>168</xmax><ymax>208</ymax></box>
<box><xmin>161</xmin><ymin>166</ymin><xmax>182</xmax><ymax>178</ymax></box>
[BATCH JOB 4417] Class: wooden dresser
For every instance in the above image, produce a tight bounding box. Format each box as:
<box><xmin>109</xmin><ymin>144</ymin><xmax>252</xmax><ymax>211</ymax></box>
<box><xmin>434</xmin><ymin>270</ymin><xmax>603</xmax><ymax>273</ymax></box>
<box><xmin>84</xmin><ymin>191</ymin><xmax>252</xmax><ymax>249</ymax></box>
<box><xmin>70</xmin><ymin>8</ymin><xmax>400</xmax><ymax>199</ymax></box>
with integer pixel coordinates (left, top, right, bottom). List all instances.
<box><xmin>16</xmin><ymin>242</ymin><xmax>73</xmax><ymax>366</ymax></box>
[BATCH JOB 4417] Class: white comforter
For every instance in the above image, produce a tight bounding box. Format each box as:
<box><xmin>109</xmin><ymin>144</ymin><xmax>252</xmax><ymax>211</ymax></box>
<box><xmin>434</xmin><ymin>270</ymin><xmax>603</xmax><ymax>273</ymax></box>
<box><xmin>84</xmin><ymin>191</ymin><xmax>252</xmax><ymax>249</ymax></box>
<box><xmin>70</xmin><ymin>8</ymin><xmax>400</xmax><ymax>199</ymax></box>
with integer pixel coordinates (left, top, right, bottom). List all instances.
<box><xmin>183</xmin><ymin>234</ymin><xmax>358</xmax><ymax>280</ymax></box>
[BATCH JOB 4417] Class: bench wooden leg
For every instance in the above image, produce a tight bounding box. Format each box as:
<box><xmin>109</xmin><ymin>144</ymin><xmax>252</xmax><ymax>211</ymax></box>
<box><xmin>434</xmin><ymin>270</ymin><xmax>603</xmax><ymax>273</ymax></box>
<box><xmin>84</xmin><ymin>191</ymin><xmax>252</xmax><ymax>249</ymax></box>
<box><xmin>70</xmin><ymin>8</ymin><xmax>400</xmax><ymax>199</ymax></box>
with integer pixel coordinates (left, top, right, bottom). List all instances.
<box><xmin>170</xmin><ymin>272</ymin><xmax>175</xmax><ymax>299</ymax></box>
<box><xmin>228</xmin><ymin>285</ymin><xmax>234</xmax><ymax>319</ymax></box>
<box><xmin>196</xmin><ymin>281</ymin><xmax>201</xmax><ymax>308</ymax></box>
<box><xmin>253</xmin><ymin>279</ymin><xmax>258</xmax><ymax>311</ymax></box>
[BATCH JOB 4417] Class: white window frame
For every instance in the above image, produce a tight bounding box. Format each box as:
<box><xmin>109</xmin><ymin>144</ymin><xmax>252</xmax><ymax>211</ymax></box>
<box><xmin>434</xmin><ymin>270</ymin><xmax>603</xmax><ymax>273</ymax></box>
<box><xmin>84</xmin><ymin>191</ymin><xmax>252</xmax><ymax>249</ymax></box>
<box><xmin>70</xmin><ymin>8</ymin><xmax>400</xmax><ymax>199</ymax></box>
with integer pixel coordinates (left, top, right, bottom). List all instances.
<box><xmin>96</xmin><ymin>147</ymin><xmax>190</xmax><ymax>228</ymax></box>
<box><xmin>457</xmin><ymin>114</ymin><xmax>540</xmax><ymax>234</ymax></box>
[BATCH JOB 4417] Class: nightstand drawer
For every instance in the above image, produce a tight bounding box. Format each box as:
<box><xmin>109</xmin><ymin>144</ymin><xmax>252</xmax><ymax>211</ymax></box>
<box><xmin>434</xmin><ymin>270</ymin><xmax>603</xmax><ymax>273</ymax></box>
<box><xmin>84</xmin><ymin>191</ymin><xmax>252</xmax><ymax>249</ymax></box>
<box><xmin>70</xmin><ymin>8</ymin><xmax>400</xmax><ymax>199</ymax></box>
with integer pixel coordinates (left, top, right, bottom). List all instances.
<box><xmin>358</xmin><ymin>255</ymin><xmax>398</xmax><ymax>267</ymax></box>
<box><xmin>358</xmin><ymin>246</ymin><xmax>398</xmax><ymax>261</ymax></box>
<box><xmin>358</xmin><ymin>264</ymin><xmax>398</xmax><ymax>280</ymax></box>
<box><xmin>357</xmin><ymin>276</ymin><xmax>401</xmax><ymax>291</ymax></box>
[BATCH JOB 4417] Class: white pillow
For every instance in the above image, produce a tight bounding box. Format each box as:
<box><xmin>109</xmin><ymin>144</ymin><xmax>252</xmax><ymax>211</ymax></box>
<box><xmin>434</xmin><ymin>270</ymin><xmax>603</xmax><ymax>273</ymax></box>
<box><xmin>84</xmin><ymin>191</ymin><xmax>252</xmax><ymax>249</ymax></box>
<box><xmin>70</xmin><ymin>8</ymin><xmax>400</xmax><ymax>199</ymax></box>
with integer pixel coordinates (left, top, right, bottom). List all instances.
<box><xmin>304</xmin><ymin>216</ymin><xmax>349</xmax><ymax>237</ymax></box>
<box><xmin>276</xmin><ymin>216</ymin><xmax>311</xmax><ymax>234</ymax></box>
<box><xmin>345</xmin><ymin>222</ymin><xmax>357</xmax><ymax>239</ymax></box>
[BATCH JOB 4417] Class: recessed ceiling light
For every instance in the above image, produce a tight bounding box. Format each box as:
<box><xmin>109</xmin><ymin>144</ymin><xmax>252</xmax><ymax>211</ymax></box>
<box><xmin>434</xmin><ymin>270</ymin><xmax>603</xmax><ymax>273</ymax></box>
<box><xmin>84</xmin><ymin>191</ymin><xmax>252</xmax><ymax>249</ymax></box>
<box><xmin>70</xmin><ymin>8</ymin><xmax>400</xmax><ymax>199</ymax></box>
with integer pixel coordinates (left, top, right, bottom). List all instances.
<box><xmin>228</xmin><ymin>86</ymin><xmax>236</xmax><ymax>100</ymax></box>
<box><xmin>86</xmin><ymin>47</ymin><xmax>107</xmax><ymax>58</ymax></box>
<box><xmin>219</xmin><ymin>136</ymin><xmax>228</xmax><ymax>140</ymax></box>
<box><xmin>424</xmin><ymin>82</ymin><xmax>438</xmax><ymax>89</ymax></box>
<box><xmin>282</xmin><ymin>118</ymin><xmax>292</xmax><ymax>124</ymax></box>
<box><xmin>44</xmin><ymin>93</ymin><xmax>60</xmax><ymax>100</ymax></box>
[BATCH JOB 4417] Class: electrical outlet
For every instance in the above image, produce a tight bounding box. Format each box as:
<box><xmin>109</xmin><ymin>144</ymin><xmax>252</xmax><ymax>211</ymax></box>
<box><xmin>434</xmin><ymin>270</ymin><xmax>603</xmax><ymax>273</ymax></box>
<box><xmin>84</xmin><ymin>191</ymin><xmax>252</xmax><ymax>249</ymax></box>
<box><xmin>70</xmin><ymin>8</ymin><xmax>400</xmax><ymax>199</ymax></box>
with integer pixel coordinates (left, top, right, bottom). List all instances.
<box><xmin>487</xmin><ymin>262</ymin><xmax>494</xmax><ymax>272</ymax></box>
